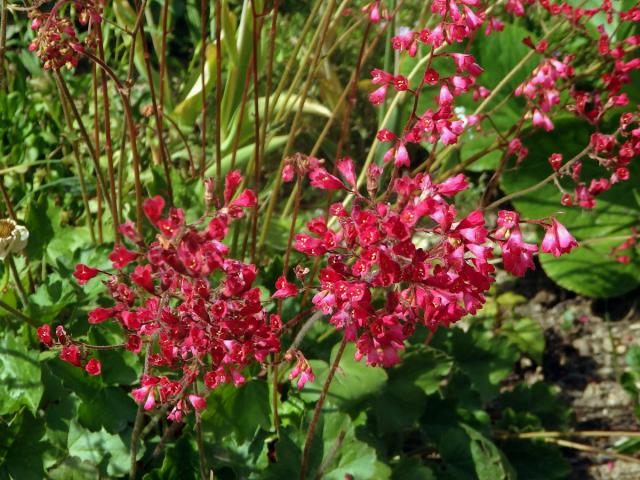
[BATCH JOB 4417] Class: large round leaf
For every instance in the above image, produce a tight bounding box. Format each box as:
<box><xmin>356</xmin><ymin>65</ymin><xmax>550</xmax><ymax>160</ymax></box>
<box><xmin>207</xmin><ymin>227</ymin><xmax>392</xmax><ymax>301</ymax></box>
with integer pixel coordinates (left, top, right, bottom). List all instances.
<box><xmin>500</xmin><ymin>118</ymin><xmax>640</xmax><ymax>297</ymax></box>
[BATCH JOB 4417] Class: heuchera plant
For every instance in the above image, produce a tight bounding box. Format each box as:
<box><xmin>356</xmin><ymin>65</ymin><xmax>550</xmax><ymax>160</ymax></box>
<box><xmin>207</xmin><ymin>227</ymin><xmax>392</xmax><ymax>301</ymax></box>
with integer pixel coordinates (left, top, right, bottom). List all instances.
<box><xmin>24</xmin><ymin>0</ymin><xmax>639</xmax><ymax>476</ymax></box>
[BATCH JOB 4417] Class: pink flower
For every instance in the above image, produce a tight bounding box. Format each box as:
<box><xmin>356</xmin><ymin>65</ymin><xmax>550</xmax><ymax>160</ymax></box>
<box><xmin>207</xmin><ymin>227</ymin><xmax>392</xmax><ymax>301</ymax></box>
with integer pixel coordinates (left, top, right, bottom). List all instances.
<box><xmin>309</xmin><ymin>168</ymin><xmax>345</xmax><ymax>190</ymax></box>
<box><xmin>143</xmin><ymin>196</ymin><xmax>165</xmax><ymax>225</ymax></box>
<box><xmin>37</xmin><ymin>324</ymin><xmax>53</xmax><ymax>346</ymax></box>
<box><xmin>502</xmin><ymin>232</ymin><xmax>538</xmax><ymax>277</ymax></box>
<box><xmin>73</xmin><ymin>264</ymin><xmax>99</xmax><ymax>285</ymax></box>
<box><xmin>88</xmin><ymin>307</ymin><xmax>114</xmax><ymax>324</ymax></box>
<box><xmin>439</xmin><ymin>84</ymin><xmax>454</xmax><ymax>106</ymax></box>
<box><xmin>85</xmin><ymin>359</ymin><xmax>102</xmax><ymax>376</ymax></box>
<box><xmin>366</xmin><ymin>1</ymin><xmax>381</xmax><ymax>23</ymax></box>
<box><xmin>337</xmin><ymin>157</ymin><xmax>357</xmax><ymax>186</ymax></box>
<box><xmin>436</xmin><ymin>174</ymin><xmax>468</xmax><ymax>196</ymax></box>
<box><xmin>224</xmin><ymin>170</ymin><xmax>244</xmax><ymax>203</ymax></box>
<box><xmin>532</xmin><ymin>109</ymin><xmax>554</xmax><ymax>131</ymax></box>
<box><xmin>282</xmin><ymin>164</ymin><xmax>295</xmax><ymax>182</ymax></box>
<box><xmin>394</xmin><ymin>144</ymin><xmax>410</xmax><ymax>167</ymax></box>
<box><xmin>272</xmin><ymin>276</ymin><xmax>298</xmax><ymax>299</ymax></box>
<box><xmin>541</xmin><ymin>219</ymin><xmax>578</xmax><ymax>257</ymax></box>
<box><xmin>297</xmin><ymin>370</ymin><xmax>315</xmax><ymax>390</ymax></box>
<box><xmin>109</xmin><ymin>245</ymin><xmax>139</xmax><ymax>269</ymax></box>
<box><xmin>60</xmin><ymin>345</ymin><xmax>81</xmax><ymax>367</ymax></box>
<box><xmin>188</xmin><ymin>394</ymin><xmax>207</xmax><ymax>410</ymax></box>
<box><xmin>230</xmin><ymin>189</ymin><xmax>257</xmax><ymax>208</ymax></box>
<box><xmin>131</xmin><ymin>265</ymin><xmax>155</xmax><ymax>293</ymax></box>
<box><xmin>369</xmin><ymin>85</ymin><xmax>388</xmax><ymax>105</ymax></box>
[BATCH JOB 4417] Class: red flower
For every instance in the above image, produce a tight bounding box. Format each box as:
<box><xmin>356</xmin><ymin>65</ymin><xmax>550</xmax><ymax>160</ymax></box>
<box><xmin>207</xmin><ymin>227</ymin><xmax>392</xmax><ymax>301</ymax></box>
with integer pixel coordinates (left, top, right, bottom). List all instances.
<box><xmin>60</xmin><ymin>345</ymin><xmax>81</xmax><ymax>367</ymax></box>
<box><xmin>85</xmin><ymin>358</ymin><xmax>102</xmax><ymax>376</ymax></box>
<box><xmin>73</xmin><ymin>264</ymin><xmax>99</xmax><ymax>285</ymax></box>
<box><xmin>541</xmin><ymin>219</ymin><xmax>578</xmax><ymax>257</ymax></box>
<box><xmin>188</xmin><ymin>395</ymin><xmax>206</xmax><ymax>410</ymax></box>
<box><xmin>548</xmin><ymin>153</ymin><xmax>563</xmax><ymax>171</ymax></box>
<box><xmin>88</xmin><ymin>307</ymin><xmax>114</xmax><ymax>324</ymax></box>
<box><xmin>224</xmin><ymin>170</ymin><xmax>244</xmax><ymax>204</ymax></box>
<box><xmin>230</xmin><ymin>189</ymin><xmax>257</xmax><ymax>208</ymax></box>
<box><xmin>143</xmin><ymin>196</ymin><xmax>165</xmax><ymax>225</ymax></box>
<box><xmin>126</xmin><ymin>335</ymin><xmax>142</xmax><ymax>353</ymax></box>
<box><xmin>37</xmin><ymin>324</ymin><xmax>52</xmax><ymax>346</ymax></box>
<box><xmin>109</xmin><ymin>244</ymin><xmax>139</xmax><ymax>269</ymax></box>
<box><xmin>337</xmin><ymin>157</ymin><xmax>357</xmax><ymax>186</ymax></box>
<box><xmin>131</xmin><ymin>265</ymin><xmax>155</xmax><ymax>293</ymax></box>
<box><xmin>272</xmin><ymin>276</ymin><xmax>298</xmax><ymax>299</ymax></box>
<box><xmin>309</xmin><ymin>168</ymin><xmax>345</xmax><ymax>190</ymax></box>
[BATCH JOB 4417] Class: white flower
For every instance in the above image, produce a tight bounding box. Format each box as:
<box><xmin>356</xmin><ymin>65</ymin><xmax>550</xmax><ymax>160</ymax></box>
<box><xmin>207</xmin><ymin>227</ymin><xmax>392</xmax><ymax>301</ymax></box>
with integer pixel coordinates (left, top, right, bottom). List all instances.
<box><xmin>0</xmin><ymin>218</ymin><xmax>29</xmax><ymax>260</ymax></box>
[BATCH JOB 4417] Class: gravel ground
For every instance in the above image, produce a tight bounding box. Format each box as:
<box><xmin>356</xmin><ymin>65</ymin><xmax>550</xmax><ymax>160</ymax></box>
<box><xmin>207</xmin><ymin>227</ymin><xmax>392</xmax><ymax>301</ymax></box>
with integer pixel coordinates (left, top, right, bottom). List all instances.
<box><xmin>515</xmin><ymin>286</ymin><xmax>640</xmax><ymax>479</ymax></box>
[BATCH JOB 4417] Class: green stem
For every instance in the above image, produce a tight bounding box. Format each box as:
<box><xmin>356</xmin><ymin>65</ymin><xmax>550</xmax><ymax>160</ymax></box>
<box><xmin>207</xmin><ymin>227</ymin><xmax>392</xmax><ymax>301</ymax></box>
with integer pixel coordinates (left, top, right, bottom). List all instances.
<box><xmin>7</xmin><ymin>255</ymin><xmax>28</xmax><ymax>308</ymax></box>
<box><xmin>0</xmin><ymin>297</ymin><xmax>37</xmax><ymax>327</ymax></box>
<box><xmin>300</xmin><ymin>335</ymin><xmax>348</xmax><ymax>479</ymax></box>
<box><xmin>258</xmin><ymin>0</ymin><xmax>337</xmax><ymax>254</ymax></box>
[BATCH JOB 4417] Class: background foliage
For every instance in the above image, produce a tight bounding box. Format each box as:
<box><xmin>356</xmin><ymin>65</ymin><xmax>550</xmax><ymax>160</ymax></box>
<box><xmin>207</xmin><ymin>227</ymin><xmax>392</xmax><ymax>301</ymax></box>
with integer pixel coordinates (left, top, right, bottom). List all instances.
<box><xmin>1</xmin><ymin>0</ymin><xmax>639</xmax><ymax>479</ymax></box>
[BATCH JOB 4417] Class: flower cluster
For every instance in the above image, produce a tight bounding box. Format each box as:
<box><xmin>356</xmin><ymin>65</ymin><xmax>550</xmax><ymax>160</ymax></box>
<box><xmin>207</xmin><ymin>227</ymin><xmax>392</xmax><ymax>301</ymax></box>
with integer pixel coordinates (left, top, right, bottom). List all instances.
<box><xmin>516</xmin><ymin>56</ymin><xmax>574</xmax><ymax>132</ymax></box>
<box><xmin>39</xmin><ymin>173</ymin><xmax>283</xmax><ymax>420</ymax></box>
<box><xmin>552</xmin><ymin>111</ymin><xmax>639</xmax><ymax>209</ymax></box>
<box><xmin>370</xmin><ymin>50</ymin><xmax>486</xmax><ymax>166</ymax></box>
<box><xmin>28</xmin><ymin>1</ymin><xmax>102</xmax><ymax>70</ymax></box>
<box><xmin>293</xmin><ymin>159</ymin><xmax>576</xmax><ymax>367</ymax></box>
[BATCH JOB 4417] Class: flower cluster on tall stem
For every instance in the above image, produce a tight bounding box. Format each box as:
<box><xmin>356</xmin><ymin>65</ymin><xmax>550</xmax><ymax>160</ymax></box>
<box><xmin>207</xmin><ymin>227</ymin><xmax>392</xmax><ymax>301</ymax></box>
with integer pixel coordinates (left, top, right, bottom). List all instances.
<box><xmin>292</xmin><ymin>157</ymin><xmax>576</xmax><ymax>366</ymax></box>
<box><xmin>39</xmin><ymin>173</ymin><xmax>284</xmax><ymax>421</ymax></box>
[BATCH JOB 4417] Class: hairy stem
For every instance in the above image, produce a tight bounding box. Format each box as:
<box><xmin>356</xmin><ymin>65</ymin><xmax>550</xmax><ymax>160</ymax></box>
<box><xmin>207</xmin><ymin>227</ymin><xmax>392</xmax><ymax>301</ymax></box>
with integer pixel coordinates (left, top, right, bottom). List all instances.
<box><xmin>97</xmin><ymin>23</ymin><xmax>120</xmax><ymax>239</ymax></box>
<box><xmin>483</xmin><ymin>144</ymin><xmax>590</xmax><ymax>211</ymax></box>
<box><xmin>258</xmin><ymin>0</ymin><xmax>337</xmax><ymax>254</ymax></box>
<box><xmin>300</xmin><ymin>334</ymin><xmax>347</xmax><ymax>479</ymax></box>
<box><xmin>0</xmin><ymin>0</ymin><xmax>7</xmax><ymax>92</ymax></box>
<box><xmin>54</xmin><ymin>72</ymin><xmax>117</xmax><ymax>232</ymax></box>
<box><xmin>214</xmin><ymin>0</ymin><xmax>222</xmax><ymax>188</ymax></box>
<box><xmin>56</xmin><ymin>76</ymin><xmax>96</xmax><ymax>244</ymax></box>
<box><xmin>129</xmin><ymin>342</ymin><xmax>153</xmax><ymax>479</ymax></box>
<box><xmin>200</xmin><ymin>0</ymin><xmax>207</xmax><ymax>180</ymax></box>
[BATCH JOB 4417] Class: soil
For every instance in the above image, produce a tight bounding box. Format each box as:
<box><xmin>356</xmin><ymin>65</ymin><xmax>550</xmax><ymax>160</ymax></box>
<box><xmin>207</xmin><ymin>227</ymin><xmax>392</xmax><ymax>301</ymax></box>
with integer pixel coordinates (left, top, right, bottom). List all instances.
<box><xmin>513</xmin><ymin>272</ymin><xmax>640</xmax><ymax>480</ymax></box>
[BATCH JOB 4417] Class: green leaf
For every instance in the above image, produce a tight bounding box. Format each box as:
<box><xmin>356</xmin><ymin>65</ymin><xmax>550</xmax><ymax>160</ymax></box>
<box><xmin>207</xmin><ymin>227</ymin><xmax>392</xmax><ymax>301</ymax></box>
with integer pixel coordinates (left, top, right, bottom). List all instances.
<box><xmin>319</xmin><ymin>412</ymin><xmax>378</xmax><ymax>480</ymax></box>
<box><xmin>391</xmin><ymin>458</ymin><xmax>436</xmax><ymax>480</ymax></box>
<box><xmin>626</xmin><ymin>346</ymin><xmax>640</xmax><ymax>370</ymax></box>
<box><xmin>66</xmin><ymin>421</ymin><xmax>131</xmax><ymax>477</ymax></box>
<box><xmin>499</xmin><ymin>317</ymin><xmax>545</xmax><ymax>364</ymax></box>
<box><xmin>439</xmin><ymin>425</ymin><xmax>515</xmax><ymax>480</ymax></box>
<box><xmin>496</xmin><ymin>383</ymin><xmax>572</xmax><ymax>432</ymax></box>
<box><xmin>202</xmin><ymin>380</ymin><xmax>271</xmax><ymax>442</ymax></box>
<box><xmin>462</xmin><ymin>424</ymin><xmax>516</xmax><ymax>480</ymax></box>
<box><xmin>28</xmin><ymin>273</ymin><xmax>77</xmax><ymax>324</ymax></box>
<box><xmin>25</xmin><ymin>194</ymin><xmax>55</xmax><ymax>259</ymax></box>
<box><xmin>303</xmin><ymin>342</ymin><xmax>388</xmax><ymax>409</ymax></box>
<box><xmin>0</xmin><ymin>333</ymin><xmax>43</xmax><ymax>415</ymax></box>
<box><xmin>47</xmin><ymin>456</ymin><xmax>100</xmax><ymax>480</ymax></box>
<box><xmin>499</xmin><ymin>439</ymin><xmax>571</xmax><ymax>480</ymax></box>
<box><xmin>539</xmin><ymin>240</ymin><xmax>640</xmax><ymax>298</ymax></box>
<box><xmin>77</xmin><ymin>387</ymin><xmax>137</xmax><ymax>434</ymax></box>
<box><xmin>374</xmin><ymin>346</ymin><xmax>452</xmax><ymax>434</ymax></box>
<box><xmin>500</xmin><ymin>118</ymin><xmax>640</xmax><ymax>297</ymax></box>
<box><xmin>143</xmin><ymin>434</ymin><xmax>199</xmax><ymax>480</ymax></box>
<box><xmin>0</xmin><ymin>411</ymin><xmax>46</xmax><ymax>480</ymax></box>
<box><xmin>436</xmin><ymin>325</ymin><xmax>519</xmax><ymax>402</ymax></box>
